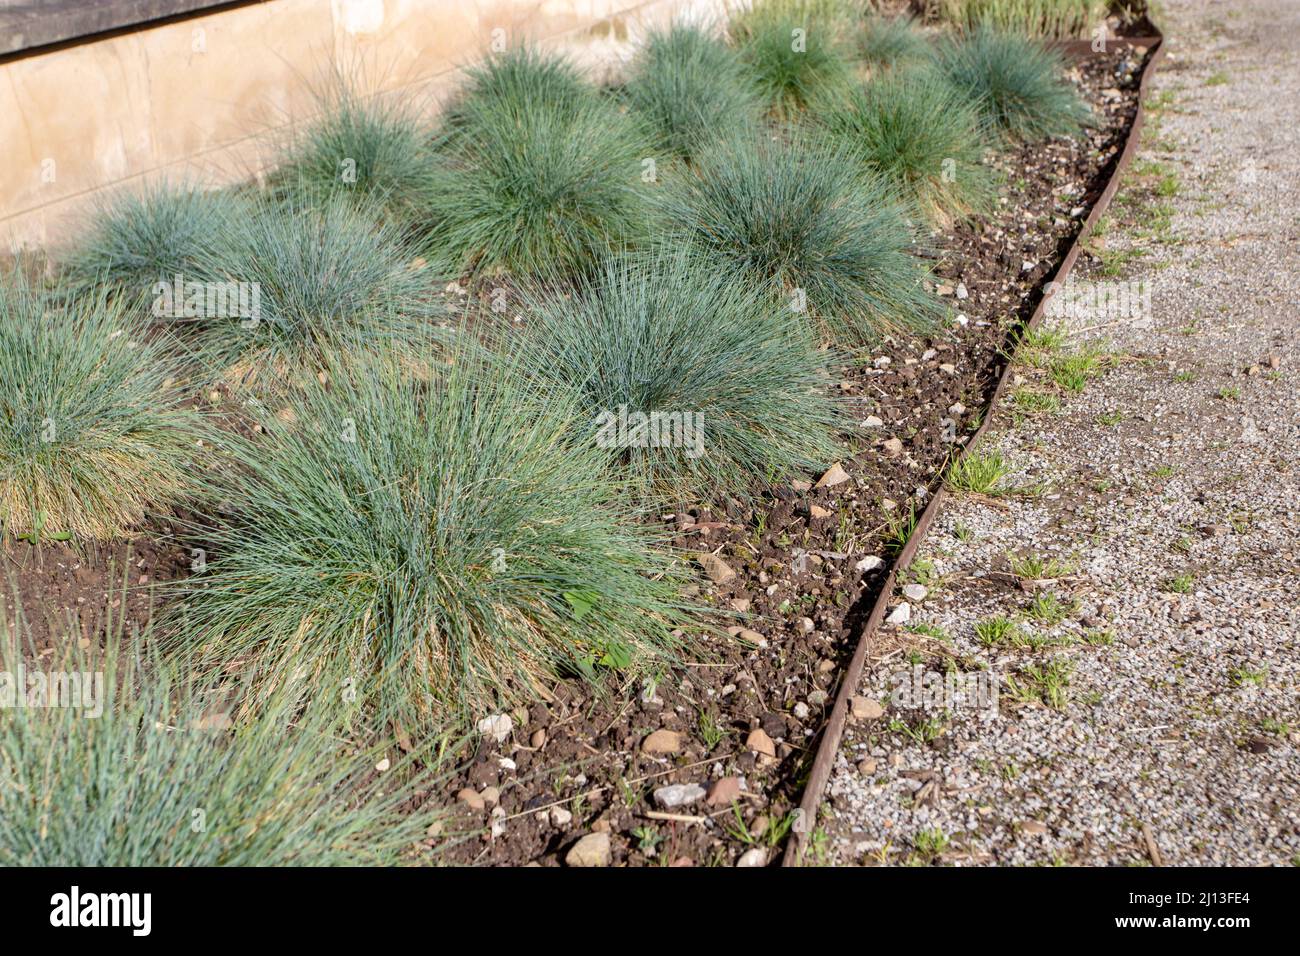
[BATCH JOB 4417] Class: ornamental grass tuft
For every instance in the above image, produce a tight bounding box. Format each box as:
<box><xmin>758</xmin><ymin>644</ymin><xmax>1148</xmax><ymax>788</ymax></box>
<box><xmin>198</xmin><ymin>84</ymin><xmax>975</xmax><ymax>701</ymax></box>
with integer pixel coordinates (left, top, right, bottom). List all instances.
<box><xmin>270</xmin><ymin>75</ymin><xmax>434</xmax><ymax>227</ymax></box>
<box><xmin>171</xmin><ymin>343</ymin><xmax>688</xmax><ymax>723</ymax></box>
<box><xmin>0</xmin><ymin>609</ymin><xmax>448</xmax><ymax>866</ymax></box>
<box><xmin>730</xmin><ymin>2</ymin><xmax>856</xmax><ymax>117</ymax></box>
<box><xmin>622</xmin><ymin>23</ymin><xmax>764</xmax><ymax>163</ymax></box>
<box><xmin>511</xmin><ymin>251</ymin><xmax>845</xmax><ymax>503</ymax></box>
<box><xmin>939</xmin><ymin>26</ymin><xmax>1091</xmax><ymax>141</ymax></box>
<box><xmin>0</xmin><ymin>271</ymin><xmax>206</xmax><ymax>541</ymax></box>
<box><xmin>817</xmin><ymin>68</ymin><xmax>998</xmax><ymax>222</ymax></box>
<box><xmin>422</xmin><ymin>46</ymin><xmax>654</xmax><ymax>277</ymax></box>
<box><xmin>187</xmin><ymin>193</ymin><xmax>442</xmax><ymax>388</ymax></box>
<box><xmin>659</xmin><ymin>129</ymin><xmax>939</xmax><ymax>351</ymax></box>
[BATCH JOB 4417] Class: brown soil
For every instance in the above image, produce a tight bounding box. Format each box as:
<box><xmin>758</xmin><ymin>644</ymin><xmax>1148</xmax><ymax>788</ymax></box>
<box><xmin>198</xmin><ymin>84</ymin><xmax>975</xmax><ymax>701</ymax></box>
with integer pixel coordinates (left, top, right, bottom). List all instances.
<box><xmin>1</xmin><ymin>528</ymin><xmax>188</xmax><ymax>654</ymax></box>
<box><xmin>434</xmin><ymin>42</ymin><xmax>1148</xmax><ymax>867</ymax></box>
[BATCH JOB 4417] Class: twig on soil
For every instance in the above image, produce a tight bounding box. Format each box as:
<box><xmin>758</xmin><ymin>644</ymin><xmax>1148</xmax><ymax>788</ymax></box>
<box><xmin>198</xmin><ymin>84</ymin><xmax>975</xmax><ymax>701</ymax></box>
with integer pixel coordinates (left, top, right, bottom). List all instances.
<box><xmin>1142</xmin><ymin>823</ymin><xmax>1165</xmax><ymax>866</ymax></box>
<box><xmin>642</xmin><ymin>810</ymin><xmax>708</xmax><ymax>825</ymax></box>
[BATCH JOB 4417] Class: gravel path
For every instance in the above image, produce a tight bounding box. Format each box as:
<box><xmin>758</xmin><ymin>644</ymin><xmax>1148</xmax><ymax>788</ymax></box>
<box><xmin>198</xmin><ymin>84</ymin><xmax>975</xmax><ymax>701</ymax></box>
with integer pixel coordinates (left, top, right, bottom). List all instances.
<box><xmin>823</xmin><ymin>0</ymin><xmax>1300</xmax><ymax>867</ymax></box>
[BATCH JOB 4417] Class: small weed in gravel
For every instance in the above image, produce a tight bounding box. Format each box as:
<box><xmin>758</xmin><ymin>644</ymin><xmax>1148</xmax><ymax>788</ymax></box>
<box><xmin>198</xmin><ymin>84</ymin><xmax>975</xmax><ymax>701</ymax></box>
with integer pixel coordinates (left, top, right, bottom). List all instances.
<box><xmin>945</xmin><ymin>448</ymin><xmax>1012</xmax><ymax>495</ymax></box>
<box><xmin>1007</xmin><ymin>658</ymin><xmax>1073</xmax><ymax>709</ymax></box>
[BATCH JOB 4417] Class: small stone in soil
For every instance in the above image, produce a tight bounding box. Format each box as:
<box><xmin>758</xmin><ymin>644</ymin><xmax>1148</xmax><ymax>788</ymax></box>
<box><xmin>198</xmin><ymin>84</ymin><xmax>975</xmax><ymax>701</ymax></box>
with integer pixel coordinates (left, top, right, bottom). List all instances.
<box><xmin>886</xmin><ymin>602</ymin><xmax>912</xmax><ymax>624</ymax></box>
<box><xmin>816</xmin><ymin>462</ymin><xmax>851</xmax><ymax>488</ymax></box>
<box><xmin>477</xmin><ymin>713</ymin><xmax>513</xmax><ymax>743</ymax></box>
<box><xmin>696</xmin><ymin>553</ymin><xmax>736</xmax><ymax>584</ymax></box>
<box><xmin>642</xmin><ymin>729</ymin><xmax>685</xmax><ymax>755</ymax></box>
<box><xmin>850</xmin><ymin>696</ymin><xmax>885</xmax><ymax>720</ymax></box>
<box><xmin>707</xmin><ymin>776</ymin><xmax>744</xmax><ymax>806</ymax></box>
<box><xmin>653</xmin><ymin>783</ymin><xmax>707</xmax><ymax>809</ymax></box>
<box><xmin>565</xmin><ymin>832</ymin><xmax>611</xmax><ymax>867</ymax></box>
<box><xmin>746</xmin><ymin>728</ymin><xmax>777</xmax><ymax>759</ymax></box>
<box><xmin>456</xmin><ymin>788</ymin><xmax>485</xmax><ymax>811</ymax></box>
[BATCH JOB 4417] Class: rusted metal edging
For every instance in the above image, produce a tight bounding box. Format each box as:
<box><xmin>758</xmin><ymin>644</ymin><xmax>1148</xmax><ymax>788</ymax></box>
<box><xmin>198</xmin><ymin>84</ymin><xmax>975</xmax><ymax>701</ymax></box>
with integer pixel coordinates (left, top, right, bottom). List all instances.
<box><xmin>783</xmin><ymin>27</ymin><xmax>1166</xmax><ymax>866</ymax></box>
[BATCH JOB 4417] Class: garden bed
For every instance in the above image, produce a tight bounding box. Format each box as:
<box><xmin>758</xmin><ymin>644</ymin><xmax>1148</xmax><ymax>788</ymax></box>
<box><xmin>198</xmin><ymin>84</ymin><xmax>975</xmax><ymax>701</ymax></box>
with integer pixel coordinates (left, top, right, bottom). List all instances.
<box><xmin>0</xmin><ymin>1</ymin><xmax>1162</xmax><ymax>869</ymax></box>
<box><xmin>434</xmin><ymin>39</ymin><xmax>1150</xmax><ymax>867</ymax></box>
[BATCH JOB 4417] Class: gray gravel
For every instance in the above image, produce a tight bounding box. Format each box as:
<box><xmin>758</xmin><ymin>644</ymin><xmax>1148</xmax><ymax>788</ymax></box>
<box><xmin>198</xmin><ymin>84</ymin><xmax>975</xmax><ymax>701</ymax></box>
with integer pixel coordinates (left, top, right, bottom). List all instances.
<box><xmin>824</xmin><ymin>0</ymin><xmax>1300</xmax><ymax>867</ymax></box>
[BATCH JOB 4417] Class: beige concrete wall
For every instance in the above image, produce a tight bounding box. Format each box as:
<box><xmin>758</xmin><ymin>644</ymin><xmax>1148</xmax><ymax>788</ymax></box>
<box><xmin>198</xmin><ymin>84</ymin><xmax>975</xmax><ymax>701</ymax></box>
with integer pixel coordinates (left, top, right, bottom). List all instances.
<box><xmin>1</xmin><ymin>0</ymin><xmax>729</xmax><ymax>252</ymax></box>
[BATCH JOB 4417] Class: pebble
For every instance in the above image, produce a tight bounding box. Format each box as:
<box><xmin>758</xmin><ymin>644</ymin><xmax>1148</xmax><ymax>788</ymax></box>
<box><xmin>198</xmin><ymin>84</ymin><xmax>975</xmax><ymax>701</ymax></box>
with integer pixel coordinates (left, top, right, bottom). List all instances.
<box><xmin>477</xmin><ymin>713</ymin><xmax>513</xmax><ymax>743</ymax></box>
<box><xmin>565</xmin><ymin>832</ymin><xmax>611</xmax><ymax>867</ymax></box>
<box><xmin>697</xmin><ymin>553</ymin><xmax>737</xmax><ymax>584</ymax></box>
<box><xmin>746</xmin><ymin>728</ymin><xmax>777</xmax><ymax>759</ymax></box>
<box><xmin>707</xmin><ymin>777</ymin><xmax>744</xmax><ymax>806</ymax></box>
<box><xmin>886</xmin><ymin>602</ymin><xmax>912</xmax><ymax>625</ymax></box>
<box><xmin>901</xmin><ymin>583</ymin><xmax>928</xmax><ymax>602</ymax></box>
<box><xmin>456</xmin><ymin>788</ymin><xmax>485</xmax><ymax>811</ymax></box>
<box><xmin>850</xmin><ymin>697</ymin><xmax>885</xmax><ymax>720</ymax></box>
<box><xmin>816</xmin><ymin>463</ymin><xmax>852</xmax><ymax>488</ymax></box>
<box><xmin>653</xmin><ymin>783</ymin><xmax>707</xmax><ymax>809</ymax></box>
<box><xmin>642</xmin><ymin>729</ymin><xmax>685</xmax><ymax>755</ymax></box>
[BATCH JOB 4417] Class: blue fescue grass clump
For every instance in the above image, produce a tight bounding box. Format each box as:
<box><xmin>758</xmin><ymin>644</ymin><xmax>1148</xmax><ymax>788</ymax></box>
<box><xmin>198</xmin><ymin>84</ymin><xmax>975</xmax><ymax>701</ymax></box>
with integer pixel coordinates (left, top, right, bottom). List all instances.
<box><xmin>937</xmin><ymin>0</ymin><xmax>1106</xmax><ymax>39</ymax></box>
<box><xmin>659</xmin><ymin>130</ymin><xmax>938</xmax><ymax>351</ymax></box>
<box><xmin>731</xmin><ymin>4</ymin><xmax>855</xmax><ymax>116</ymax></box>
<box><xmin>422</xmin><ymin>47</ymin><xmax>654</xmax><ymax>277</ymax></box>
<box><xmin>0</xmin><ymin>610</ymin><xmax>447</xmax><ymax>866</ymax></box>
<box><xmin>817</xmin><ymin>69</ymin><xmax>998</xmax><ymax>222</ymax></box>
<box><xmin>855</xmin><ymin>15</ymin><xmax>935</xmax><ymax>71</ymax></box>
<box><xmin>63</xmin><ymin>180</ymin><xmax>237</xmax><ymax>311</ymax></box>
<box><xmin>511</xmin><ymin>252</ymin><xmax>846</xmax><ymax>503</ymax></box>
<box><xmin>939</xmin><ymin>26</ymin><xmax>1091</xmax><ymax>141</ymax></box>
<box><xmin>270</xmin><ymin>77</ymin><xmax>433</xmax><ymax>225</ymax></box>
<box><xmin>187</xmin><ymin>193</ymin><xmax>442</xmax><ymax>387</ymax></box>
<box><xmin>170</xmin><ymin>344</ymin><xmax>688</xmax><ymax>723</ymax></box>
<box><xmin>0</xmin><ymin>270</ymin><xmax>206</xmax><ymax>541</ymax></box>
<box><xmin>622</xmin><ymin>23</ymin><xmax>763</xmax><ymax>162</ymax></box>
